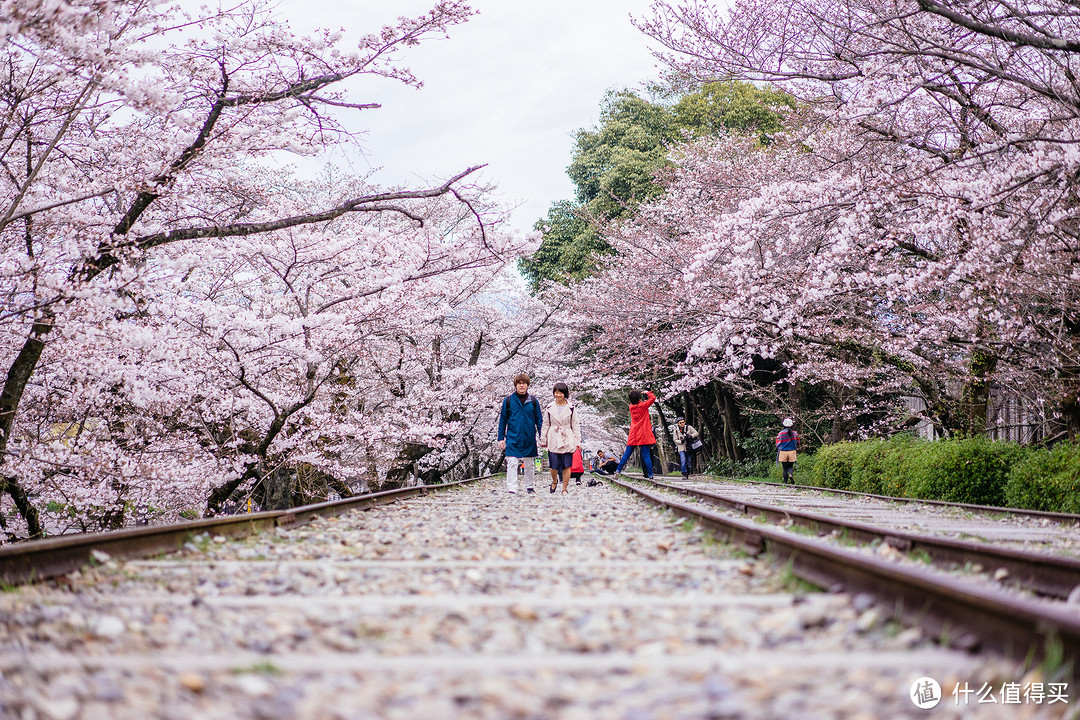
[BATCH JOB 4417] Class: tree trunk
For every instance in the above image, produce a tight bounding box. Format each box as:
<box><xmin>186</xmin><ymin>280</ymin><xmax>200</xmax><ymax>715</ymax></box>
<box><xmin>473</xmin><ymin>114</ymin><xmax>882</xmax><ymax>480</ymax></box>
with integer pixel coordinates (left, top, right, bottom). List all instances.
<box><xmin>206</xmin><ymin>462</ymin><xmax>258</xmax><ymax>515</ymax></box>
<box><xmin>1063</xmin><ymin>387</ymin><xmax>1080</xmax><ymax>441</ymax></box>
<box><xmin>963</xmin><ymin>347</ymin><xmax>997</xmax><ymax>436</ymax></box>
<box><xmin>653</xmin><ymin>401</ymin><xmax>675</xmax><ymax>475</ymax></box>
<box><xmin>0</xmin><ymin>314</ymin><xmax>53</xmax><ymax>538</ymax></box>
<box><xmin>260</xmin><ymin>466</ymin><xmax>294</xmax><ymax>511</ymax></box>
<box><xmin>1058</xmin><ymin>315</ymin><xmax>1080</xmax><ymax>440</ymax></box>
<box><xmin>689</xmin><ymin>387</ymin><xmax>723</xmax><ymax>460</ymax></box>
<box><xmin>656</xmin><ymin>401</ymin><xmax>676</xmax><ymax>450</ymax></box>
<box><xmin>786</xmin><ymin>378</ymin><xmax>802</xmax><ymax>427</ymax></box>
<box><xmin>712</xmin><ymin>382</ymin><xmax>744</xmax><ymax>461</ymax></box>
<box><xmin>327</xmin><ymin>475</ymin><xmax>355</xmax><ymax>499</ymax></box>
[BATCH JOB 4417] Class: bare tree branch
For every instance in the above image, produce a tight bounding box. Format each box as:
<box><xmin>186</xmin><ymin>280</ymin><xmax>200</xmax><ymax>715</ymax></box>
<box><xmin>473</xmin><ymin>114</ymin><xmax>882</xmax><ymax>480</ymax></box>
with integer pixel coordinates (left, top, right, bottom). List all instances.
<box><xmin>917</xmin><ymin>0</ymin><xmax>1080</xmax><ymax>52</ymax></box>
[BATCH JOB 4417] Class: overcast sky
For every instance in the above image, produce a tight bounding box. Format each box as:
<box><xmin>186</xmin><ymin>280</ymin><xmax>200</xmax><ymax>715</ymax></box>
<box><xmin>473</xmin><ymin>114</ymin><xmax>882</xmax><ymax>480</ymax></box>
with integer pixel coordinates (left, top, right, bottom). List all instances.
<box><xmin>274</xmin><ymin>0</ymin><xmax>664</xmax><ymax>235</ymax></box>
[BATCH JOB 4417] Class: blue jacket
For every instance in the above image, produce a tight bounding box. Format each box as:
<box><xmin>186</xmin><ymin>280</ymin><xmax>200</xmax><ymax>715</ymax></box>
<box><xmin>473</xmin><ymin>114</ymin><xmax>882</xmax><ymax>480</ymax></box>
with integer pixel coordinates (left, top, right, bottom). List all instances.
<box><xmin>775</xmin><ymin>428</ymin><xmax>799</xmax><ymax>452</ymax></box>
<box><xmin>498</xmin><ymin>392</ymin><xmax>542</xmax><ymax>458</ymax></box>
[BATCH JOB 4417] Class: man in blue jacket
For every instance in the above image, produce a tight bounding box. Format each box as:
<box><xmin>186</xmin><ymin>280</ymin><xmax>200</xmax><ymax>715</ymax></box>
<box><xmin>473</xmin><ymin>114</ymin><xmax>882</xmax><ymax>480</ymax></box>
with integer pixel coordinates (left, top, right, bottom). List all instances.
<box><xmin>498</xmin><ymin>373</ymin><xmax>543</xmax><ymax>494</ymax></box>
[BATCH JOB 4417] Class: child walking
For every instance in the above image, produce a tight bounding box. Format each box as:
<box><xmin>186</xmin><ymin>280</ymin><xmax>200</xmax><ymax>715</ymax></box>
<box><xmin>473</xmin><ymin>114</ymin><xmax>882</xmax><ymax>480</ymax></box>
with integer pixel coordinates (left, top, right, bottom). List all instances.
<box><xmin>614</xmin><ymin>389</ymin><xmax>656</xmax><ymax>479</ymax></box>
<box><xmin>775</xmin><ymin>418</ymin><xmax>800</xmax><ymax>484</ymax></box>
<box><xmin>539</xmin><ymin>382</ymin><xmax>582</xmax><ymax>494</ymax></box>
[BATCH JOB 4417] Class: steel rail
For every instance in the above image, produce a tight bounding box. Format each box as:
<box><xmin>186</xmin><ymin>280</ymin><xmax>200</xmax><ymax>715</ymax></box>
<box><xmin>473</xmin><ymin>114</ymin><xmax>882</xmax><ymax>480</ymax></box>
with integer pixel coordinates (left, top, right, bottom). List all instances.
<box><xmin>739</xmin><ymin>477</ymin><xmax>1080</xmax><ymax>525</ymax></box>
<box><xmin>641</xmin><ymin>476</ymin><xmax>1080</xmax><ymax>599</ymax></box>
<box><xmin>614</xmin><ymin>476</ymin><xmax>1080</xmax><ymax>672</ymax></box>
<box><xmin>0</xmin><ymin>475</ymin><xmax>488</xmax><ymax>586</ymax></box>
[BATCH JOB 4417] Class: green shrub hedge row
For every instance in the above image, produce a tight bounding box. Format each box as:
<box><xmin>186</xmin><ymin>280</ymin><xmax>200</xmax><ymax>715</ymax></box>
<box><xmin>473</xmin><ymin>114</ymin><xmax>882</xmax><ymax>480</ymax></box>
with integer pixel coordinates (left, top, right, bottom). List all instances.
<box><xmin>1006</xmin><ymin>443</ymin><xmax>1080</xmax><ymax>513</ymax></box>
<box><xmin>767</xmin><ymin>435</ymin><xmax>1080</xmax><ymax>513</ymax></box>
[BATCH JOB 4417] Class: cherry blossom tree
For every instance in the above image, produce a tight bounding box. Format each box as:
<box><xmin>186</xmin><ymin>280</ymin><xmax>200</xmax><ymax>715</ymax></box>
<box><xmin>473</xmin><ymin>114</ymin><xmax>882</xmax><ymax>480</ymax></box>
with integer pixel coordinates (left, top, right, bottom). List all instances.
<box><xmin>0</xmin><ymin>0</ymin><xmax>548</xmax><ymax>538</ymax></box>
<box><xmin>567</xmin><ymin>129</ymin><xmax>981</xmax><ymax>441</ymax></box>
<box><xmin>589</xmin><ymin>0</ymin><xmax>1080</xmax><ymax>441</ymax></box>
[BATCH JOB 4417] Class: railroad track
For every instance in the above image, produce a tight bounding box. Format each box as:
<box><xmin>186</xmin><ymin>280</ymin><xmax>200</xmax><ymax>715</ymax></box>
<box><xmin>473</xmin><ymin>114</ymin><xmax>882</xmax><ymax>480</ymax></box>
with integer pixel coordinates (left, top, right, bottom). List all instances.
<box><xmin>732</xmin><ymin>477</ymin><xmax>1080</xmax><ymax>527</ymax></box>
<box><xmin>634</xmin><ymin>475</ymin><xmax>1080</xmax><ymax>599</ymax></box>
<box><xmin>0</xmin><ymin>475</ymin><xmax>486</xmax><ymax>585</ymax></box>
<box><xmin>617</xmin><ymin>475</ymin><xmax>1080</xmax><ymax>674</ymax></box>
<box><xmin>0</xmin><ymin>475</ymin><xmax>1072</xmax><ymax>718</ymax></box>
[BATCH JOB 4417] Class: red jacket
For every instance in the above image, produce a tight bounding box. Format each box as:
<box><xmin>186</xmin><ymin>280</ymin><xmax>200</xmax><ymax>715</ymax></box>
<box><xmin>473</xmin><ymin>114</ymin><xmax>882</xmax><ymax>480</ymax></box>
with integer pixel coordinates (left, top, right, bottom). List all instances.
<box><xmin>627</xmin><ymin>391</ymin><xmax>657</xmax><ymax>446</ymax></box>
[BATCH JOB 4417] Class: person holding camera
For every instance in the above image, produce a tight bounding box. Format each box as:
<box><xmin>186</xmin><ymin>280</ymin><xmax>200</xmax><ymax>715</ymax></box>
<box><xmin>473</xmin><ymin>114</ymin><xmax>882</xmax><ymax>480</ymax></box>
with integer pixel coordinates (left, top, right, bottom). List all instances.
<box><xmin>613</xmin><ymin>389</ymin><xmax>657</xmax><ymax>480</ymax></box>
<box><xmin>672</xmin><ymin>417</ymin><xmax>701</xmax><ymax>480</ymax></box>
<box><xmin>592</xmin><ymin>450</ymin><xmax>618</xmax><ymax>475</ymax></box>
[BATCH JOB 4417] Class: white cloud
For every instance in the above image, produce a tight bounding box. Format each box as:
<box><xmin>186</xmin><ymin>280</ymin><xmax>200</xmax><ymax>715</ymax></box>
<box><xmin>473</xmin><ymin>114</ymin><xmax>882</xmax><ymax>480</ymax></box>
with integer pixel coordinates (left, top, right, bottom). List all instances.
<box><xmin>273</xmin><ymin>0</ymin><xmax>662</xmax><ymax>234</ymax></box>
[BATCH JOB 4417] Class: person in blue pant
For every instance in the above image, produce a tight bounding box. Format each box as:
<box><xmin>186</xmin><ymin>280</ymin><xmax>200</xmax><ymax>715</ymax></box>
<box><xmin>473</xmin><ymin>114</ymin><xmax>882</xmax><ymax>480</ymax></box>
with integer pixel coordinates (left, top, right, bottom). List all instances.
<box><xmin>614</xmin><ymin>389</ymin><xmax>657</xmax><ymax>479</ymax></box>
<box><xmin>672</xmin><ymin>417</ymin><xmax>701</xmax><ymax>480</ymax></box>
<box><xmin>497</xmin><ymin>373</ymin><xmax>543</xmax><ymax>494</ymax></box>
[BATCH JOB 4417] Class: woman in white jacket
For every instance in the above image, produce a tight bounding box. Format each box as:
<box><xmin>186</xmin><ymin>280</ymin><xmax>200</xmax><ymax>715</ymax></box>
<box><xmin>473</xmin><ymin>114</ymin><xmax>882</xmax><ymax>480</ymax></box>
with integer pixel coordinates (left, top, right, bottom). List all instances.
<box><xmin>539</xmin><ymin>382</ymin><xmax>582</xmax><ymax>494</ymax></box>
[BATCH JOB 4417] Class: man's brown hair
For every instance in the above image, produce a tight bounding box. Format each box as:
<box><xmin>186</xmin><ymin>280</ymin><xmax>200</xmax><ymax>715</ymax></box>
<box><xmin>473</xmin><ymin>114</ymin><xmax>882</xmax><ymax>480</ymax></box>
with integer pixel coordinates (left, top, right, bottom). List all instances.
<box><xmin>513</xmin><ymin>373</ymin><xmax>530</xmax><ymax>386</ymax></box>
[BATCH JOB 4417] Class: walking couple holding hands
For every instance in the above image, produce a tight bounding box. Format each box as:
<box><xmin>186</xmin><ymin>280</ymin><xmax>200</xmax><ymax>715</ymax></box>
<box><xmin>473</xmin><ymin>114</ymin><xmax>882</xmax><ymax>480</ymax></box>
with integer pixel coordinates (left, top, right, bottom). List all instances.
<box><xmin>496</xmin><ymin>373</ymin><xmax>581</xmax><ymax>495</ymax></box>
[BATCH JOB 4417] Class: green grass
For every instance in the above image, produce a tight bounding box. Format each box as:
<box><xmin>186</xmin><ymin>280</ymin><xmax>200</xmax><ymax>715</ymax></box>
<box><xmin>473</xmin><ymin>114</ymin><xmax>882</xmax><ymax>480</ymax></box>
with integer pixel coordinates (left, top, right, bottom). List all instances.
<box><xmin>231</xmin><ymin>661</ymin><xmax>281</xmax><ymax>675</ymax></box>
<box><xmin>700</xmin><ymin>532</ymin><xmax>731</xmax><ymax>550</ymax></box>
<box><xmin>673</xmin><ymin>518</ymin><xmax>698</xmax><ymax>533</ymax></box>
<box><xmin>774</xmin><ymin>556</ymin><xmax>823</xmax><ymax>593</ymax></box>
<box><xmin>908</xmin><ymin>549</ymin><xmax>933</xmax><ymax>565</ymax></box>
<box><xmin>831</xmin><ymin>528</ymin><xmax>858</xmax><ymax>547</ymax></box>
<box><xmin>784</xmin><ymin>522</ymin><xmax>820</xmax><ymax>537</ymax></box>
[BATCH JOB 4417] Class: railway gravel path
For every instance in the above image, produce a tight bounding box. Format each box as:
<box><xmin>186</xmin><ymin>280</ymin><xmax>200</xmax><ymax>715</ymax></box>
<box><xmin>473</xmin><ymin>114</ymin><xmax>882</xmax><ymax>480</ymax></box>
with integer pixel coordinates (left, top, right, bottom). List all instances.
<box><xmin>677</xmin><ymin>478</ymin><xmax>1080</xmax><ymax>557</ymax></box>
<box><xmin>0</xmin><ymin>478</ymin><xmax>1070</xmax><ymax>719</ymax></box>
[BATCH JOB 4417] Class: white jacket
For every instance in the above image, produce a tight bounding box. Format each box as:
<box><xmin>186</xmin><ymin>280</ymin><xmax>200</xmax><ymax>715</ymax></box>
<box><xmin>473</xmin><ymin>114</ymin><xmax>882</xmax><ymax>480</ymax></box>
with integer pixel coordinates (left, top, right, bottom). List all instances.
<box><xmin>540</xmin><ymin>402</ymin><xmax>581</xmax><ymax>454</ymax></box>
<box><xmin>673</xmin><ymin>424</ymin><xmax>699</xmax><ymax>451</ymax></box>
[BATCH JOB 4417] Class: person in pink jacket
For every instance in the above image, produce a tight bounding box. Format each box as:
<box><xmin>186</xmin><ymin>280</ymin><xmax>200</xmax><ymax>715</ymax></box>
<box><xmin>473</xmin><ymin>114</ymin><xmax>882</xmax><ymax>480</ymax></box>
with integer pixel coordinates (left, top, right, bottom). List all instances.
<box><xmin>614</xmin><ymin>389</ymin><xmax>656</xmax><ymax>479</ymax></box>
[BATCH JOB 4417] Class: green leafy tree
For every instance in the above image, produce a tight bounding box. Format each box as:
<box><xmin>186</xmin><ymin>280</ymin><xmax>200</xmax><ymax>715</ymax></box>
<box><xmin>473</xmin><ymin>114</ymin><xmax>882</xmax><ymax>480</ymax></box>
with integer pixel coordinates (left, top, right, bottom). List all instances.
<box><xmin>672</xmin><ymin>81</ymin><xmax>794</xmax><ymax>143</ymax></box>
<box><xmin>521</xmin><ymin>81</ymin><xmax>794</xmax><ymax>290</ymax></box>
<box><xmin>518</xmin><ymin>201</ymin><xmax>594</xmax><ymax>288</ymax></box>
<box><xmin>521</xmin><ymin>91</ymin><xmax>676</xmax><ymax>288</ymax></box>
<box><xmin>568</xmin><ymin>91</ymin><xmax>681</xmax><ymax>213</ymax></box>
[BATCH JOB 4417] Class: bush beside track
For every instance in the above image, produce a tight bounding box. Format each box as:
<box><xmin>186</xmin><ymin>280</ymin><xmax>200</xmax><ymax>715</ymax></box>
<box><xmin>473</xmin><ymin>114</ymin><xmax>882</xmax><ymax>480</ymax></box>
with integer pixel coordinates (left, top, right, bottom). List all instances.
<box><xmin>748</xmin><ymin>436</ymin><xmax>1080</xmax><ymax>512</ymax></box>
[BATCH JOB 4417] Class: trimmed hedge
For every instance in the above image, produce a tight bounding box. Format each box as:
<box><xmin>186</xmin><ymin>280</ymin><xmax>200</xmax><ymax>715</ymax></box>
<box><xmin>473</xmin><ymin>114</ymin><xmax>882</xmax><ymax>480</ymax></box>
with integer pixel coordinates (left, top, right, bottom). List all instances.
<box><xmin>903</xmin><ymin>437</ymin><xmax>1025</xmax><ymax>506</ymax></box>
<box><xmin>752</xmin><ymin>435</ymin><xmax>1080</xmax><ymax>513</ymax></box>
<box><xmin>808</xmin><ymin>442</ymin><xmax>861</xmax><ymax>489</ymax></box>
<box><xmin>848</xmin><ymin>434</ymin><xmax>924</xmax><ymax>496</ymax></box>
<box><xmin>783</xmin><ymin>436</ymin><xmax>1035</xmax><ymax>508</ymax></box>
<box><xmin>1006</xmin><ymin>442</ymin><xmax>1080</xmax><ymax>513</ymax></box>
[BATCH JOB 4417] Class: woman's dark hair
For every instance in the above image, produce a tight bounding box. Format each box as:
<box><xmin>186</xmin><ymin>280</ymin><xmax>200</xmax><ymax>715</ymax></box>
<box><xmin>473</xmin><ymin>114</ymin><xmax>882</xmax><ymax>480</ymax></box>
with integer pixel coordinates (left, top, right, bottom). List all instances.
<box><xmin>553</xmin><ymin>382</ymin><xmax>570</xmax><ymax>398</ymax></box>
<box><xmin>629</xmin><ymin>390</ymin><xmax>642</xmax><ymax>404</ymax></box>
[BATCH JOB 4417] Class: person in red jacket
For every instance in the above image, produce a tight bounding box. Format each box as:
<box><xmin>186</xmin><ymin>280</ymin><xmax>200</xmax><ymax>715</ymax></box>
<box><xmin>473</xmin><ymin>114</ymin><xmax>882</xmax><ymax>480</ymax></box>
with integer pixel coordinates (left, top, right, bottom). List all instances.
<box><xmin>613</xmin><ymin>389</ymin><xmax>656</xmax><ymax>479</ymax></box>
